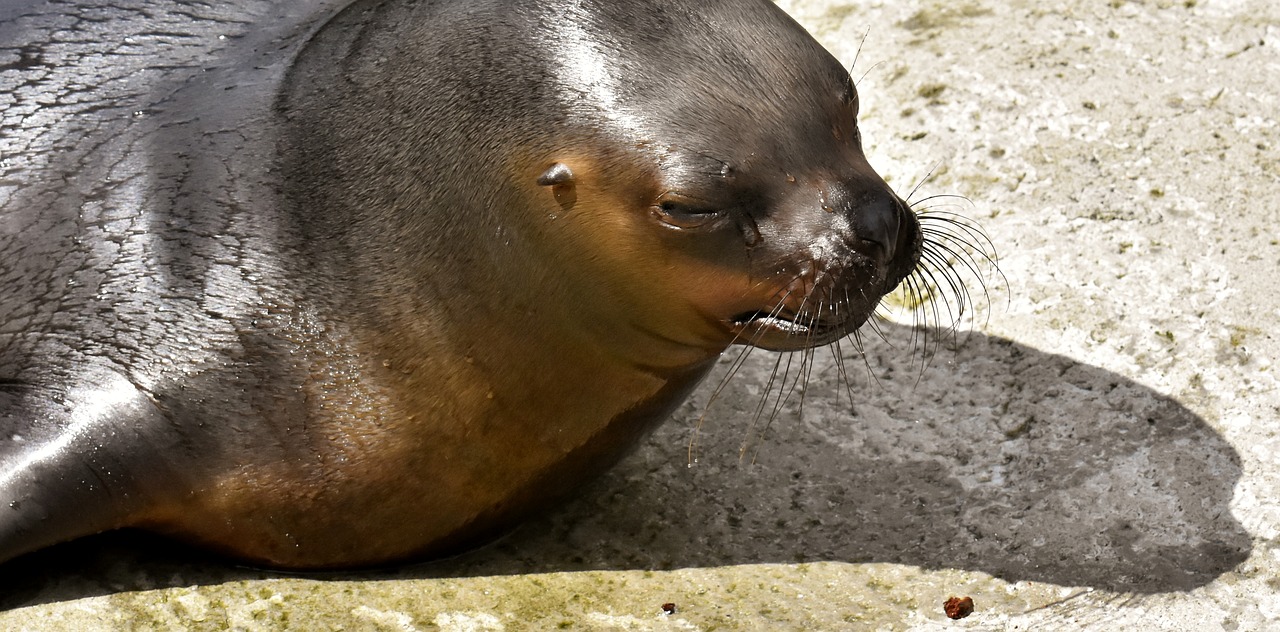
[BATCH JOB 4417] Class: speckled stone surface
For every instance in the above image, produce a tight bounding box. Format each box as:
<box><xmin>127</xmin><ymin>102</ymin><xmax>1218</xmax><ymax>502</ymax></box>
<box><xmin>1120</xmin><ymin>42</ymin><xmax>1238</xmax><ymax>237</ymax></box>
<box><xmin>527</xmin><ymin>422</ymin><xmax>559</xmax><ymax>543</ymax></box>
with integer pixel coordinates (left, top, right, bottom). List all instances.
<box><xmin>3</xmin><ymin>0</ymin><xmax>1278</xmax><ymax>629</ymax></box>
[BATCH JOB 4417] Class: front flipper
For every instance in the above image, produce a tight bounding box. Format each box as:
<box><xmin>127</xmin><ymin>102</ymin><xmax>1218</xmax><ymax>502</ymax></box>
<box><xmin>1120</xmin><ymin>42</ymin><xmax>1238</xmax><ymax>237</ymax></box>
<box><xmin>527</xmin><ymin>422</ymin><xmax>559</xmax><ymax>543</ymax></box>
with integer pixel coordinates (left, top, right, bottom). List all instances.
<box><xmin>0</xmin><ymin>364</ymin><xmax>185</xmax><ymax>565</ymax></box>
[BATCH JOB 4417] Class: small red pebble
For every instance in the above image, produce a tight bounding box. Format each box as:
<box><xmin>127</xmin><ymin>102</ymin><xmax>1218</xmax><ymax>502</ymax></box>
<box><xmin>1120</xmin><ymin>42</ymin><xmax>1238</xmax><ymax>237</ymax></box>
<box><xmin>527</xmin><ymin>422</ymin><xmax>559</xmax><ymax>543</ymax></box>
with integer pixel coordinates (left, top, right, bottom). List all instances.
<box><xmin>943</xmin><ymin>596</ymin><xmax>974</xmax><ymax>620</ymax></box>
<box><xmin>661</xmin><ymin>603</ymin><xmax>677</xmax><ymax>615</ymax></box>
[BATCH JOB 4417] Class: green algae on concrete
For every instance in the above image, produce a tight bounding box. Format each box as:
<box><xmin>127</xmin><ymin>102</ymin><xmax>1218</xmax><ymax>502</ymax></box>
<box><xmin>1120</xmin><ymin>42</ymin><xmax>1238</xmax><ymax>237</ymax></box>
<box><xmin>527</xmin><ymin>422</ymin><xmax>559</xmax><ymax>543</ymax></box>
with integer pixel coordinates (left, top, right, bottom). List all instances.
<box><xmin>0</xmin><ymin>565</ymin><xmax>1057</xmax><ymax>631</ymax></box>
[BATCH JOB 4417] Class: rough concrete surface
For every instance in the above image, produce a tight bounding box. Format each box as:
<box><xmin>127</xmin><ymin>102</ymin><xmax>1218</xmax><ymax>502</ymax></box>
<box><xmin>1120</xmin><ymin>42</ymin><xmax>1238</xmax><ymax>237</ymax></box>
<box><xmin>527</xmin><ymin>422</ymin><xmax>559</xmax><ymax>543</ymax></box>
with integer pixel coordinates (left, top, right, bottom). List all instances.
<box><xmin>3</xmin><ymin>0</ymin><xmax>1278</xmax><ymax>629</ymax></box>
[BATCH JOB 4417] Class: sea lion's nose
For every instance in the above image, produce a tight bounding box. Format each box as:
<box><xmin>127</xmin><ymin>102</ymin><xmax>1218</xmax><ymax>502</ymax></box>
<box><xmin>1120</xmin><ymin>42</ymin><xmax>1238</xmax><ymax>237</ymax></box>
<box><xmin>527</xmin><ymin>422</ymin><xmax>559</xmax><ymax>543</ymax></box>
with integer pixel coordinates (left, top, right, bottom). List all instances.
<box><xmin>848</xmin><ymin>185</ymin><xmax>904</xmax><ymax>260</ymax></box>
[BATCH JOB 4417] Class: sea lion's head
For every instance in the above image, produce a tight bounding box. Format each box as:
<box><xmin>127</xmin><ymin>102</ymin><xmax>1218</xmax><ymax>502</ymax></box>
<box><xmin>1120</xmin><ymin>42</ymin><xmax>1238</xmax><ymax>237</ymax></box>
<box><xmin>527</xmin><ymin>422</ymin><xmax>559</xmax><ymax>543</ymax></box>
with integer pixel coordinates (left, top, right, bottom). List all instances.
<box><xmin>521</xmin><ymin>0</ymin><xmax>923</xmax><ymax>356</ymax></box>
<box><xmin>284</xmin><ymin>0</ymin><xmax>973</xmax><ymax>369</ymax></box>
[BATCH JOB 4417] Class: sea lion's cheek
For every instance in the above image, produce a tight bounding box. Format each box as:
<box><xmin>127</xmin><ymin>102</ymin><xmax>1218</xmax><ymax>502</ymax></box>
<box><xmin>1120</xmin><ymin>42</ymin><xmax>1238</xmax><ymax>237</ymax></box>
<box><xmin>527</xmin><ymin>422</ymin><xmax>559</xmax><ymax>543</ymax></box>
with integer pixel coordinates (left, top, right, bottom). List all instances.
<box><xmin>531</xmin><ymin>175</ymin><xmax>755</xmax><ymax>336</ymax></box>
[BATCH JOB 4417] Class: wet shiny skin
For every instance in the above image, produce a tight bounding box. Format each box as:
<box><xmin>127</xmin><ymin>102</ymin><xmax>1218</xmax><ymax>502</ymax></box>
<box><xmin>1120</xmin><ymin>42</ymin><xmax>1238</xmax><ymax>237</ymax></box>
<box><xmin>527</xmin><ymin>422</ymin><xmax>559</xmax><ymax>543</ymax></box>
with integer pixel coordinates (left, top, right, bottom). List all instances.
<box><xmin>0</xmin><ymin>0</ymin><xmax>918</xmax><ymax>568</ymax></box>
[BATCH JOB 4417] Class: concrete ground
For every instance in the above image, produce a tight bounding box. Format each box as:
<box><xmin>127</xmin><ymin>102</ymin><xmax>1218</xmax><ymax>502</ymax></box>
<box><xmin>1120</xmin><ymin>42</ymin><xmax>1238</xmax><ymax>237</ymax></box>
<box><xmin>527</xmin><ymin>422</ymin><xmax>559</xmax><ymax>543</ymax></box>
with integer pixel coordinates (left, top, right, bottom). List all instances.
<box><xmin>3</xmin><ymin>0</ymin><xmax>1278</xmax><ymax>629</ymax></box>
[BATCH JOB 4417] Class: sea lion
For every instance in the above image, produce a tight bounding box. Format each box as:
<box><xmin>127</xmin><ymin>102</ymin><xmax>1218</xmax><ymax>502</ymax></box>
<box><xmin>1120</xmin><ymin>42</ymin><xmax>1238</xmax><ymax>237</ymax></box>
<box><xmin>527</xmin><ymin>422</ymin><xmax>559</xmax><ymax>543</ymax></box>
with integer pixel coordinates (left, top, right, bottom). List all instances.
<box><xmin>0</xmin><ymin>0</ymin><xmax>926</xmax><ymax>568</ymax></box>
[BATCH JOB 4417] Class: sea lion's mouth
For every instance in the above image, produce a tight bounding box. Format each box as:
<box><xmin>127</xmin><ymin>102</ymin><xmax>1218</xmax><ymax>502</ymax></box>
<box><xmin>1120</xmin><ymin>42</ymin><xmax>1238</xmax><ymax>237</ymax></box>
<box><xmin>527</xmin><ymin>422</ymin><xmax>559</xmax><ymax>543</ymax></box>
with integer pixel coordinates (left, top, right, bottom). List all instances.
<box><xmin>729</xmin><ymin>309</ymin><xmax>856</xmax><ymax>351</ymax></box>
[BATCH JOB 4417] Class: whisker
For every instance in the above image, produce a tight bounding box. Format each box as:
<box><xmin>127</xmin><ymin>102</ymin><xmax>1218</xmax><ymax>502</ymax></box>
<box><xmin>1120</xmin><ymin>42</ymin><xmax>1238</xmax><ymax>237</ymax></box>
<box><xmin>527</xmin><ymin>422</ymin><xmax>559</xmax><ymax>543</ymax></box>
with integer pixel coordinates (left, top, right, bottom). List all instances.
<box><xmin>848</xmin><ymin>28</ymin><xmax>872</xmax><ymax>85</ymax></box>
<box><xmin>741</xmin><ymin>344</ymin><xmax>791</xmax><ymax>462</ymax></box>
<box><xmin>688</xmin><ymin>280</ymin><xmax>805</xmax><ymax>465</ymax></box>
<box><xmin>688</xmin><ymin>342</ymin><xmax>755</xmax><ymax>465</ymax></box>
<box><xmin>905</xmin><ymin>161</ymin><xmax>942</xmax><ymax>204</ymax></box>
<box><xmin>852</xmin><ymin>326</ymin><xmax>885</xmax><ymax>389</ymax></box>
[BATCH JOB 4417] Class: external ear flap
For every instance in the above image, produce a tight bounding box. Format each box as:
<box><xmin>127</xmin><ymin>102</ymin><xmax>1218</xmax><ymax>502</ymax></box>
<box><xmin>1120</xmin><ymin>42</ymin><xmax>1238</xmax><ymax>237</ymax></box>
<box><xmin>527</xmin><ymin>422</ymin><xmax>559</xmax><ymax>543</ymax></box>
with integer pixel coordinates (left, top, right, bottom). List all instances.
<box><xmin>537</xmin><ymin>162</ymin><xmax>577</xmax><ymax>211</ymax></box>
<box><xmin>536</xmin><ymin>162</ymin><xmax>574</xmax><ymax>186</ymax></box>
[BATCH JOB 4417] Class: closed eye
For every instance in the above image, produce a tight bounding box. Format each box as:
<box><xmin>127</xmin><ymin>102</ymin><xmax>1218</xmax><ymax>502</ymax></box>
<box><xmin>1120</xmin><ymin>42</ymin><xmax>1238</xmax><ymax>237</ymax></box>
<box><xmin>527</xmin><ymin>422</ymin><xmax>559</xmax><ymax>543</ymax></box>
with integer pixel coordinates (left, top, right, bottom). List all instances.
<box><xmin>653</xmin><ymin>192</ymin><xmax>724</xmax><ymax>229</ymax></box>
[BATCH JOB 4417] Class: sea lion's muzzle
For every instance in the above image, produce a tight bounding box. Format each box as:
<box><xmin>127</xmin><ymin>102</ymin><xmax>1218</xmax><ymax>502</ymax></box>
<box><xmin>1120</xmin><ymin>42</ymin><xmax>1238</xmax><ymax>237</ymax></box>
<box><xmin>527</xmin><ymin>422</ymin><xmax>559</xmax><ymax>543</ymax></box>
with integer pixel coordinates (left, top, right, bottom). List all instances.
<box><xmin>724</xmin><ymin>169</ymin><xmax>921</xmax><ymax>352</ymax></box>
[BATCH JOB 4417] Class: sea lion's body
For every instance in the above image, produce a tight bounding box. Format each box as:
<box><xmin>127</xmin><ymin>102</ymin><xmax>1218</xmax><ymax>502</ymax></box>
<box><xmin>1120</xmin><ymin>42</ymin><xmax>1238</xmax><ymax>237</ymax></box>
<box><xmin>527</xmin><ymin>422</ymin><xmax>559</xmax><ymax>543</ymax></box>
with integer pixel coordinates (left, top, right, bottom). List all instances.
<box><xmin>0</xmin><ymin>0</ymin><xmax>921</xmax><ymax>568</ymax></box>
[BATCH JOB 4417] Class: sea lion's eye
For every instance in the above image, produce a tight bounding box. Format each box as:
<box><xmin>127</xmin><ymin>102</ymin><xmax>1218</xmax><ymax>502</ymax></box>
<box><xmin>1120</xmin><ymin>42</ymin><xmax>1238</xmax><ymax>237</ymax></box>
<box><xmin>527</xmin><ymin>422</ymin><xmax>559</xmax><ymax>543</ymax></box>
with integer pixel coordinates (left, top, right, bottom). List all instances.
<box><xmin>659</xmin><ymin>200</ymin><xmax>715</xmax><ymax>215</ymax></box>
<box><xmin>653</xmin><ymin>193</ymin><xmax>723</xmax><ymax>229</ymax></box>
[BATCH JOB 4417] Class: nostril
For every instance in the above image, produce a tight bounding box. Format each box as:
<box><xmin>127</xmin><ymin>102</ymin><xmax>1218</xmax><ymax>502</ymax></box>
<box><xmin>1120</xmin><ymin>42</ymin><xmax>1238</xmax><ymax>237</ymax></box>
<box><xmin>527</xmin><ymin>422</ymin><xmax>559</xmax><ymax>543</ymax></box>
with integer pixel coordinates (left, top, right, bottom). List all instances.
<box><xmin>851</xmin><ymin>188</ymin><xmax>903</xmax><ymax>258</ymax></box>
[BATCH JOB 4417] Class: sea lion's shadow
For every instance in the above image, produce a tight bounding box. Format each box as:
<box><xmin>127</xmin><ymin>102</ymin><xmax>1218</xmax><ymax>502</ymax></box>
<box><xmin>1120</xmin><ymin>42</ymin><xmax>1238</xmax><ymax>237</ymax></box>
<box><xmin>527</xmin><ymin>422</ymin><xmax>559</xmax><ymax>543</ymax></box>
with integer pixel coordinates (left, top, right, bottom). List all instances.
<box><xmin>435</xmin><ymin>323</ymin><xmax>1250</xmax><ymax>593</ymax></box>
<box><xmin>0</xmin><ymin>325</ymin><xmax>1250</xmax><ymax>607</ymax></box>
